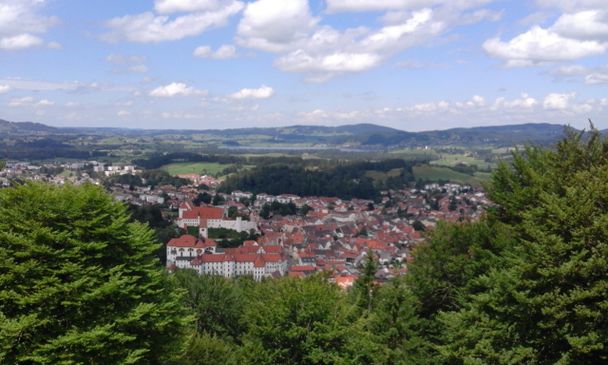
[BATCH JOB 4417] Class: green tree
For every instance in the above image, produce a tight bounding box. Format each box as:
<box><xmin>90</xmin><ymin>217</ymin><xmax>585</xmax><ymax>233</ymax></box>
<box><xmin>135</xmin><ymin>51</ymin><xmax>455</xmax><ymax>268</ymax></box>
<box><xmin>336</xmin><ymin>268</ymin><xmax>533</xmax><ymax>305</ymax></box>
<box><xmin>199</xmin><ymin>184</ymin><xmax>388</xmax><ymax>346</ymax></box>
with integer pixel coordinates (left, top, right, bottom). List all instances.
<box><xmin>173</xmin><ymin>269</ymin><xmax>246</xmax><ymax>342</ymax></box>
<box><xmin>0</xmin><ymin>159</ymin><xmax>5</xmax><ymax>171</ymax></box>
<box><xmin>439</xmin><ymin>129</ymin><xmax>608</xmax><ymax>364</ymax></box>
<box><xmin>179</xmin><ymin>333</ymin><xmax>238</xmax><ymax>365</ymax></box>
<box><xmin>260</xmin><ymin>203</ymin><xmax>271</xmax><ymax>220</ymax></box>
<box><xmin>241</xmin><ymin>275</ymin><xmax>353</xmax><ymax>365</ymax></box>
<box><xmin>212</xmin><ymin>194</ymin><xmax>224</xmax><ymax>206</ymax></box>
<box><xmin>0</xmin><ymin>182</ymin><xmax>189</xmax><ymax>364</ymax></box>
<box><xmin>352</xmin><ymin>251</ymin><xmax>378</xmax><ymax>312</ymax></box>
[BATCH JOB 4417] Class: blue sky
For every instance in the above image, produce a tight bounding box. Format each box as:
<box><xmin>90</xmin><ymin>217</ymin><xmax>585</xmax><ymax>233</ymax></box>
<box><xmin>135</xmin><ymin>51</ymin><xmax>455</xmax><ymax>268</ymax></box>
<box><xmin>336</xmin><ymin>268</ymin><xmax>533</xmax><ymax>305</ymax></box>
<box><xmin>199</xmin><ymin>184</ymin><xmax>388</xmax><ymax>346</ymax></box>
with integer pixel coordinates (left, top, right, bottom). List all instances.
<box><xmin>0</xmin><ymin>0</ymin><xmax>607</xmax><ymax>131</ymax></box>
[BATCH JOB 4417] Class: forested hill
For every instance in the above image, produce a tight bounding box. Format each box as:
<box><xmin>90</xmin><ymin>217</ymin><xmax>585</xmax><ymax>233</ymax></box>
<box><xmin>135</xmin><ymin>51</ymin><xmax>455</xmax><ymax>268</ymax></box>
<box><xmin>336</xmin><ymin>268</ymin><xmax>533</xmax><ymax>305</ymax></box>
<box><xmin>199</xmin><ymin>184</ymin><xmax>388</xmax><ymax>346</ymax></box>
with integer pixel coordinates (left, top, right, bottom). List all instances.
<box><xmin>1</xmin><ymin>118</ymin><xmax>576</xmax><ymax>149</ymax></box>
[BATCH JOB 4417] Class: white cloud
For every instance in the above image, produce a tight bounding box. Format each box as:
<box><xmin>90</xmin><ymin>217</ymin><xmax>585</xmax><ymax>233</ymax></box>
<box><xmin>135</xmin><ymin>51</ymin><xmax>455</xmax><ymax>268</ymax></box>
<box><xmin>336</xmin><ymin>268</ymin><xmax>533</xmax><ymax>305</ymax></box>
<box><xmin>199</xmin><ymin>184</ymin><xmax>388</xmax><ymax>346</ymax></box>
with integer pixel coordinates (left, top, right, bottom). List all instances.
<box><xmin>0</xmin><ymin>84</ymin><xmax>9</xmax><ymax>93</ymax></box>
<box><xmin>237</xmin><ymin>0</ymin><xmax>318</xmax><ymax>52</ymax></box>
<box><xmin>117</xmin><ymin>110</ymin><xmax>131</xmax><ymax>117</ymax></box>
<box><xmin>193</xmin><ymin>44</ymin><xmax>237</xmax><ymax>59</ymax></box>
<box><xmin>8</xmin><ymin>96</ymin><xmax>54</xmax><ymax>108</ymax></box>
<box><xmin>275</xmin><ymin>51</ymin><xmax>381</xmax><ymax>74</ymax></box>
<box><xmin>326</xmin><ymin>0</ymin><xmax>443</xmax><ymax>13</ymax></box>
<box><xmin>483</xmin><ymin>26</ymin><xmax>607</xmax><ymax>66</ymax></box>
<box><xmin>150</xmin><ymin>82</ymin><xmax>203</xmax><ymax>97</ymax></box>
<box><xmin>536</xmin><ymin>0</ymin><xmax>608</xmax><ymax>11</ymax></box>
<box><xmin>236</xmin><ymin>0</ymin><xmax>491</xmax><ymax>79</ymax></box>
<box><xmin>0</xmin><ymin>0</ymin><xmax>58</xmax><ymax>51</ymax></box>
<box><xmin>543</xmin><ymin>92</ymin><xmax>575</xmax><ymax>109</ymax></box>
<box><xmin>0</xmin><ymin>33</ymin><xmax>43</xmax><ymax>50</ymax></box>
<box><xmin>230</xmin><ymin>85</ymin><xmax>274</xmax><ymax>99</ymax></box>
<box><xmin>8</xmin><ymin>96</ymin><xmax>34</xmax><ymax>107</ymax></box>
<box><xmin>492</xmin><ymin>93</ymin><xmax>538</xmax><ymax>109</ymax></box>
<box><xmin>585</xmin><ymin>71</ymin><xmax>608</xmax><ymax>84</ymax></box>
<box><xmin>37</xmin><ymin>99</ymin><xmax>54</xmax><ymax>107</ymax></box>
<box><xmin>104</xmin><ymin>1</ymin><xmax>244</xmax><ymax>43</ymax></box>
<box><xmin>551</xmin><ymin>10</ymin><xmax>608</xmax><ymax>41</ymax></box>
<box><xmin>154</xmin><ymin>0</ymin><xmax>224</xmax><ymax>14</ymax></box>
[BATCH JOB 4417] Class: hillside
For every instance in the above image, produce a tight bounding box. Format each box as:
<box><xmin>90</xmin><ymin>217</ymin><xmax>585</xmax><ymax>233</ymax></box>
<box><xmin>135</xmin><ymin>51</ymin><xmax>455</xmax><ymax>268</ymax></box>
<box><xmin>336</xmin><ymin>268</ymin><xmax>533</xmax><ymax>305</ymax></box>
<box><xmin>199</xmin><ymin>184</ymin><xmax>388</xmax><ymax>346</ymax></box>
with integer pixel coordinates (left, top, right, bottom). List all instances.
<box><xmin>0</xmin><ymin>118</ymin><xmax>573</xmax><ymax>148</ymax></box>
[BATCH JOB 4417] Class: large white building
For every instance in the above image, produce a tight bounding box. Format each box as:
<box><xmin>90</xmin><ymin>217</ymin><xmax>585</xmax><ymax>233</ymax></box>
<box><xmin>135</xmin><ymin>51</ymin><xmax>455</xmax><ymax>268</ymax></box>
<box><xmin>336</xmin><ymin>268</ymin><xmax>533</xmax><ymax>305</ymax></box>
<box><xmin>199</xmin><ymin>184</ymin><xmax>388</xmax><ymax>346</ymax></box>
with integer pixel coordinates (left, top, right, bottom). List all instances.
<box><xmin>167</xmin><ymin>235</ymin><xmax>287</xmax><ymax>281</ymax></box>
<box><xmin>176</xmin><ymin>202</ymin><xmax>258</xmax><ymax>235</ymax></box>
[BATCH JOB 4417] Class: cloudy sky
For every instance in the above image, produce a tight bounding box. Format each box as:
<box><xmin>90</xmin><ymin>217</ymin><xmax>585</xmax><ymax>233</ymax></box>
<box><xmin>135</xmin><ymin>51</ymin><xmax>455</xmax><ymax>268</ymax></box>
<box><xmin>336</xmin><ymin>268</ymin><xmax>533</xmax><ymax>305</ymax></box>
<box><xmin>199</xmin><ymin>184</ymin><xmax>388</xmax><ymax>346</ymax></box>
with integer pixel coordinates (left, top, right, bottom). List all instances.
<box><xmin>0</xmin><ymin>0</ymin><xmax>607</xmax><ymax>131</ymax></box>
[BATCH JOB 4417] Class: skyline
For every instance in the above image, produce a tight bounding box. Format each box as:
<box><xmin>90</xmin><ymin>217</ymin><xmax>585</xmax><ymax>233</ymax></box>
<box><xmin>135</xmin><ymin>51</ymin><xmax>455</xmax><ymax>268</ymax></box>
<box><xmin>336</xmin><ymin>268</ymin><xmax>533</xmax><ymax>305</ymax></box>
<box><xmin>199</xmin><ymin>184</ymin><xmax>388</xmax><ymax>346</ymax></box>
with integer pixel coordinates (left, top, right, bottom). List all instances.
<box><xmin>0</xmin><ymin>0</ymin><xmax>607</xmax><ymax>131</ymax></box>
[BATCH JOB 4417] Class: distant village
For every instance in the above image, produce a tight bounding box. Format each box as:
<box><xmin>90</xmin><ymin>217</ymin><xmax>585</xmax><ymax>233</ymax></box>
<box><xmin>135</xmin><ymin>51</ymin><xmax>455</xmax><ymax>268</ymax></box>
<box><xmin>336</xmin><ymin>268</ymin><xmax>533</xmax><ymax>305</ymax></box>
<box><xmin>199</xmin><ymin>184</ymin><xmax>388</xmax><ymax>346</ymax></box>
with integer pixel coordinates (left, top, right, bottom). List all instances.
<box><xmin>0</xmin><ymin>159</ymin><xmax>490</xmax><ymax>288</ymax></box>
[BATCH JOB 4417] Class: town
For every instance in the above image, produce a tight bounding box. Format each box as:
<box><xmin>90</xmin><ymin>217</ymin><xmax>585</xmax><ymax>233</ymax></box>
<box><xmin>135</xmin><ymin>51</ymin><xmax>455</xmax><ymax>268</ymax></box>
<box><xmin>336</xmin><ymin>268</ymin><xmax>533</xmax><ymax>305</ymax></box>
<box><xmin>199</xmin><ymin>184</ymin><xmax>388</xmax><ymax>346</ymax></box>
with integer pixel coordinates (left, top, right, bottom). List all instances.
<box><xmin>0</xmin><ymin>159</ymin><xmax>489</xmax><ymax>288</ymax></box>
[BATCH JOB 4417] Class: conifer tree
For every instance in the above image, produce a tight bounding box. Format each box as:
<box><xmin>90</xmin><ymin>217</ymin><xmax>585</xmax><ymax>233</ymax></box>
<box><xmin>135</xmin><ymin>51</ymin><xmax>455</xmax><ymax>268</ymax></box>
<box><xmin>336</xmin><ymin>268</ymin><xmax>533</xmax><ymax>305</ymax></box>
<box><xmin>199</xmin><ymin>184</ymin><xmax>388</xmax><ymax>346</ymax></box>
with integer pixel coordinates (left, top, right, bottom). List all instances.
<box><xmin>440</xmin><ymin>128</ymin><xmax>608</xmax><ymax>364</ymax></box>
<box><xmin>0</xmin><ymin>182</ymin><xmax>189</xmax><ymax>364</ymax></box>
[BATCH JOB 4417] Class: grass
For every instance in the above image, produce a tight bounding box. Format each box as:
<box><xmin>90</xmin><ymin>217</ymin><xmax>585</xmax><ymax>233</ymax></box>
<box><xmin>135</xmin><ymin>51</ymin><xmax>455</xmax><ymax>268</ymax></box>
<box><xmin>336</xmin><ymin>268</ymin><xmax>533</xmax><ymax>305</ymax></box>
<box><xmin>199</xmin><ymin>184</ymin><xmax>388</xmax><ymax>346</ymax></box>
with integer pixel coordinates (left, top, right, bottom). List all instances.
<box><xmin>413</xmin><ymin>165</ymin><xmax>488</xmax><ymax>186</ymax></box>
<box><xmin>430</xmin><ymin>153</ymin><xmax>493</xmax><ymax>170</ymax></box>
<box><xmin>161</xmin><ymin>162</ymin><xmax>232</xmax><ymax>176</ymax></box>
<box><xmin>365</xmin><ymin>168</ymin><xmax>403</xmax><ymax>182</ymax></box>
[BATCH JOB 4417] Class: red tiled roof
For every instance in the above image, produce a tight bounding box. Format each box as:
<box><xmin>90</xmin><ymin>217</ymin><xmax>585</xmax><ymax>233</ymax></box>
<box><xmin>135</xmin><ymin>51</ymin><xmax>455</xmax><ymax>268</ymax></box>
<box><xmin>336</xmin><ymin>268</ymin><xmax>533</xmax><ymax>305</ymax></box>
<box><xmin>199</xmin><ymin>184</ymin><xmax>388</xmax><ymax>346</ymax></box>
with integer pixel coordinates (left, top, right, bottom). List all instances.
<box><xmin>182</xmin><ymin>206</ymin><xmax>224</xmax><ymax>220</ymax></box>
<box><xmin>290</xmin><ymin>265</ymin><xmax>317</xmax><ymax>272</ymax></box>
<box><xmin>168</xmin><ymin>235</ymin><xmax>197</xmax><ymax>247</ymax></box>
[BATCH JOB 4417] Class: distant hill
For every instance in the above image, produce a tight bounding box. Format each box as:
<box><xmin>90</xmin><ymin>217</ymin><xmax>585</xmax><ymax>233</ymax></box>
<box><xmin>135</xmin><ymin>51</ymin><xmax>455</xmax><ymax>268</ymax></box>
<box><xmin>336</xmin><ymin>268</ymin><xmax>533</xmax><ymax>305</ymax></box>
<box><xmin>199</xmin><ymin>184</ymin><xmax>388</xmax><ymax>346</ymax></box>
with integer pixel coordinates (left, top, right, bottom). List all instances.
<box><xmin>0</xmin><ymin>119</ymin><xmax>57</xmax><ymax>134</ymax></box>
<box><xmin>0</xmin><ymin>118</ymin><xmax>576</xmax><ymax>150</ymax></box>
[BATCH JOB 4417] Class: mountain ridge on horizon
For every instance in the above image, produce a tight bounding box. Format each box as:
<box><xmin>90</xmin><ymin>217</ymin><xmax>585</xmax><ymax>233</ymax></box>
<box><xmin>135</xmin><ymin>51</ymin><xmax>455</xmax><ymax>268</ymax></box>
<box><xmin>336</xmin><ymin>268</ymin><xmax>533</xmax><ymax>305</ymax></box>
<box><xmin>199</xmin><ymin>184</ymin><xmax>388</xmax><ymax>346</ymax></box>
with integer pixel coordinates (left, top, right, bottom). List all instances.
<box><xmin>0</xmin><ymin>117</ymin><xmax>575</xmax><ymax>134</ymax></box>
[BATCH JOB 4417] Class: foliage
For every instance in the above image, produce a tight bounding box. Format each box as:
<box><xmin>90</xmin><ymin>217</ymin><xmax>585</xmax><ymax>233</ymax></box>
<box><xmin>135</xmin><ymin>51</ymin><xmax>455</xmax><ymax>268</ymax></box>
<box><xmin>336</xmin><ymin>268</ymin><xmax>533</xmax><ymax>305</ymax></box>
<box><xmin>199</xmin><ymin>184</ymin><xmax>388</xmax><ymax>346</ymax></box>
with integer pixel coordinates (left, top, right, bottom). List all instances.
<box><xmin>240</xmin><ymin>275</ymin><xmax>356</xmax><ymax>365</ymax></box>
<box><xmin>0</xmin><ymin>182</ymin><xmax>189</xmax><ymax>364</ymax></box>
<box><xmin>220</xmin><ymin>160</ymin><xmax>415</xmax><ymax>201</ymax></box>
<box><xmin>437</xmin><ymin>129</ymin><xmax>608</xmax><ymax>364</ymax></box>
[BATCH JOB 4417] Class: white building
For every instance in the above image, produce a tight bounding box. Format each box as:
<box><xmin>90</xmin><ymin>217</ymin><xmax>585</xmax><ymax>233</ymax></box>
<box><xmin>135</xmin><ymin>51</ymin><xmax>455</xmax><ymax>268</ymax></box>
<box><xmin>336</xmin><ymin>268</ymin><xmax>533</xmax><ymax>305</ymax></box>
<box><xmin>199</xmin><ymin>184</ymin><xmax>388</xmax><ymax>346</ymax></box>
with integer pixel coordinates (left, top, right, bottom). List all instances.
<box><xmin>167</xmin><ymin>236</ymin><xmax>287</xmax><ymax>281</ymax></box>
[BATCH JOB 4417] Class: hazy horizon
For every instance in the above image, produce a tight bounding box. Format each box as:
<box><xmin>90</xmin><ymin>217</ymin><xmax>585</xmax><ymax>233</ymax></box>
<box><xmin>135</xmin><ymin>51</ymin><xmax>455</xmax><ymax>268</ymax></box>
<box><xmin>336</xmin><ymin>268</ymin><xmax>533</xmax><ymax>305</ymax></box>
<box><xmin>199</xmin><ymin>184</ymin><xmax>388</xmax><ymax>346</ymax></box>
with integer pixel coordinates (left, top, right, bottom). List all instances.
<box><xmin>1</xmin><ymin>0</ymin><xmax>607</xmax><ymax>131</ymax></box>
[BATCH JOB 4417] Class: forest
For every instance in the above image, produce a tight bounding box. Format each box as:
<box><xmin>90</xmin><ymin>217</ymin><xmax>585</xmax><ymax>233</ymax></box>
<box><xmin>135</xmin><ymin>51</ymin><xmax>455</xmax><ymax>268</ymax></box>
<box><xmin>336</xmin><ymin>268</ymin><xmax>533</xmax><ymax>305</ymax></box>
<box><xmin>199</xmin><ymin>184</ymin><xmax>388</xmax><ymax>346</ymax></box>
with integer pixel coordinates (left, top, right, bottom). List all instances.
<box><xmin>219</xmin><ymin>159</ymin><xmax>415</xmax><ymax>200</ymax></box>
<box><xmin>1</xmin><ymin>129</ymin><xmax>607</xmax><ymax>364</ymax></box>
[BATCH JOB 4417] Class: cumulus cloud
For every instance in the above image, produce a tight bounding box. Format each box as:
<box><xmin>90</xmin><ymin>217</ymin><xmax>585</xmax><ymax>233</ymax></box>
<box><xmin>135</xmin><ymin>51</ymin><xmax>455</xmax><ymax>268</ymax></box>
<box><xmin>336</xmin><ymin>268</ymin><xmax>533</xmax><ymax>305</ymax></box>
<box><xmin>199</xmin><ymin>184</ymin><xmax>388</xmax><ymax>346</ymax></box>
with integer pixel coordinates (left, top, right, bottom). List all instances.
<box><xmin>551</xmin><ymin>10</ymin><xmax>608</xmax><ymax>41</ymax></box>
<box><xmin>149</xmin><ymin>82</ymin><xmax>203</xmax><ymax>97</ymax></box>
<box><xmin>483</xmin><ymin>26</ymin><xmax>607</xmax><ymax>66</ymax></box>
<box><xmin>154</xmin><ymin>0</ymin><xmax>224</xmax><ymax>13</ymax></box>
<box><xmin>193</xmin><ymin>44</ymin><xmax>237</xmax><ymax>59</ymax></box>
<box><xmin>230</xmin><ymin>85</ymin><xmax>274</xmax><ymax>99</ymax></box>
<box><xmin>237</xmin><ymin>0</ymin><xmax>318</xmax><ymax>53</ymax></box>
<box><xmin>0</xmin><ymin>84</ymin><xmax>10</xmax><ymax>93</ymax></box>
<box><xmin>0</xmin><ymin>0</ymin><xmax>58</xmax><ymax>51</ymax></box>
<box><xmin>104</xmin><ymin>1</ymin><xmax>243</xmax><ymax>43</ymax></box>
<box><xmin>543</xmin><ymin>92</ymin><xmax>575</xmax><ymax>109</ymax></box>
<box><xmin>236</xmin><ymin>0</ymin><xmax>494</xmax><ymax>80</ymax></box>
<box><xmin>0</xmin><ymin>33</ymin><xmax>43</xmax><ymax>50</ymax></box>
<box><xmin>485</xmin><ymin>3</ymin><xmax>608</xmax><ymax>67</ymax></box>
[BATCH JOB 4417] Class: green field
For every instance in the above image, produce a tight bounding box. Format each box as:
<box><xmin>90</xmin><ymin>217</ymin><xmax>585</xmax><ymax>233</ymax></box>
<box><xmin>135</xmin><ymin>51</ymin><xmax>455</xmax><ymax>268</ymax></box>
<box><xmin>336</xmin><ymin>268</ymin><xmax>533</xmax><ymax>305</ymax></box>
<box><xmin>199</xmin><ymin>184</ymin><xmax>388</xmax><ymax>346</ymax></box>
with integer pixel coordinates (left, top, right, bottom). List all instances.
<box><xmin>413</xmin><ymin>165</ymin><xmax>489</xmax><ymax>186</ymax></box>
<box><xmin>365</xmin><ymin>168</ymin><xmax>403</xmax><ymax>182</ymax></box>
<box><xmin>430</xmin><ymin>153</ymin><xmax>492</xmax><ymax>169</ymax></box>
<box><xmin>161</xmin><ymin>162</ymin><xmax>232</xmax><ymax>176</ymax></box>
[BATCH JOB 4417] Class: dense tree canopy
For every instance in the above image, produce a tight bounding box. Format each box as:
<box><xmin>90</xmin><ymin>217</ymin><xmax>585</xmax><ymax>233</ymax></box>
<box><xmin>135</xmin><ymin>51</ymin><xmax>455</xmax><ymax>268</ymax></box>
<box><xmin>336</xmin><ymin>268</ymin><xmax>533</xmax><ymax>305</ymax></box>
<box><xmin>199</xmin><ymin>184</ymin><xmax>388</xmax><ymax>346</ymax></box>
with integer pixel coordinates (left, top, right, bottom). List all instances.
<box><xmin>0</xmin><ymin>183</ymin><xmax>189</xmax><ymax>364</ymax></box>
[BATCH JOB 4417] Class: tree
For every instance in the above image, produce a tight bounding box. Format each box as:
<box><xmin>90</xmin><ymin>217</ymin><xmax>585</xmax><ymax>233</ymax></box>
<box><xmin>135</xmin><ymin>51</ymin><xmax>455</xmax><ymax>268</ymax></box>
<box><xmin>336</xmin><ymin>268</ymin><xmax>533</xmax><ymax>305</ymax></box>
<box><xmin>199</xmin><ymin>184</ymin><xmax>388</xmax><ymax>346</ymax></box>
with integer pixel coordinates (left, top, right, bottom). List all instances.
<box><xmin>241</xmin><ymin>275</ymin><xmax>354</xmax><ymax>365</ymax></box>
<box><xmin>212</xmin><ymin>194</ymin><xmax>225</xmax><ymax>206</ymax></box>
<box><xmin>259</xmin><ymin>204</ymin><xmax>271</xmax><ymax>220</ymax></box>
<box><xmin>193</xmin><ymin>192</ymin><xmax>212</xmax><ymax>206</ymax></box>
<box><xmin>0</xmin><ymin>182</ymin><xmax>189</xmax><ymax>364</ymax></box>
<box><xmin>439</xmin><ymin>128</ymin><xmax>608</xmax><ymax>364</ymax></box>
<box><xmin>299</xmin><ymin>204</ymin><xmax>312</xmax><ymax>216</ymax></box>
<box><xmin>0</xmin><ymin>159</ymin><xmax>5</xmax><ymax>171</ymax></box>
<box><xmin>173</xmin><ymin>270</ymin><xmax>246</xmax><ymax>342</ymax></box>
<box><xmin>412</xmin><ymin>220</ymin><xmax>426</xmax><ymax>231</ymax></box>
<box><xmin>352</xmin><ymin>251</ymin><xmax>378</xmax><ymax>312</ymax></box>
<box><xmin>227</xmin><ymin>206</ymin><xmax>238</xmax><ymax>219</ymax></box>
